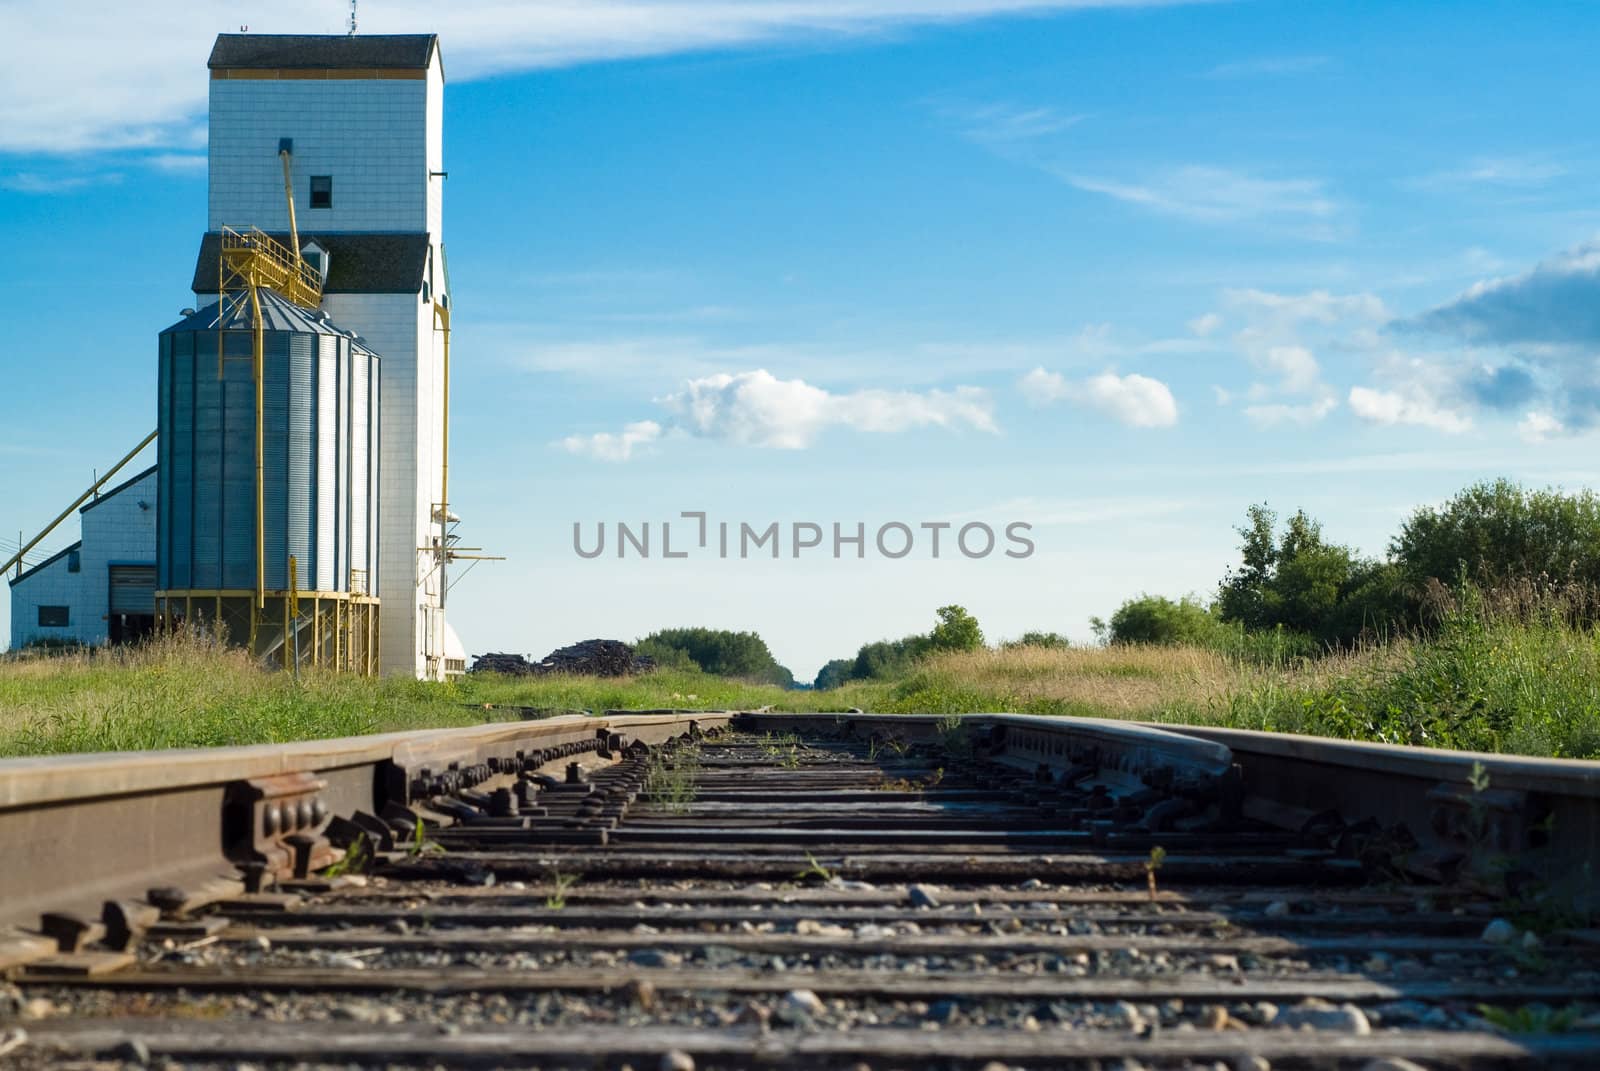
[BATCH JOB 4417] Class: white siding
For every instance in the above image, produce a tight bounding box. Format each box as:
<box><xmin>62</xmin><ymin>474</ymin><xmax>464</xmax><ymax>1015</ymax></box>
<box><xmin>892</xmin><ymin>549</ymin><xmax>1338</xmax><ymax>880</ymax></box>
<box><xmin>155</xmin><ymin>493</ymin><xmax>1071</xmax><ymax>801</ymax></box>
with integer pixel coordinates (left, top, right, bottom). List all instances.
<box><xmin>8</xmin><ymin>471</ymin><xmax>158</xmax><ymax>650</ymax></box>
<box><xmin>426</xmin><ymin>63</ymin><xmax>445</xmax><ymax>241</ymax></box>
<box><xmin>320</xmin><ymin>292</ymin><xmax>445</xmax><ymax>679</ymax></box>
<box><xmin>209</xmin><ymin>79</ymin><xmax>429</xmax><ymax>233</ymax></box>
<box><xmin>201</xmin><ymin>47</ymin><xmax>450</xmax><ymax>679</ymax></box>
<box><xmin>8</xmin><ymin>550</ymin><xmax>93</xmax><ymax>648</ymax></box>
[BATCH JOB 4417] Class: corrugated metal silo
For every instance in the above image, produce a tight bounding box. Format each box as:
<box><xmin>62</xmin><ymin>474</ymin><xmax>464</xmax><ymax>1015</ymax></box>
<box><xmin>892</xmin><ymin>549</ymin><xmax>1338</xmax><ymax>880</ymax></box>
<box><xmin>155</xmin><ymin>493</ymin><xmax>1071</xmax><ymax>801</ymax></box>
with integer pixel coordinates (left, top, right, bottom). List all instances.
<box><xmin>156</xmin><ymin>291</ymin><xmax>381</xmax><ymax>671</ymax></box>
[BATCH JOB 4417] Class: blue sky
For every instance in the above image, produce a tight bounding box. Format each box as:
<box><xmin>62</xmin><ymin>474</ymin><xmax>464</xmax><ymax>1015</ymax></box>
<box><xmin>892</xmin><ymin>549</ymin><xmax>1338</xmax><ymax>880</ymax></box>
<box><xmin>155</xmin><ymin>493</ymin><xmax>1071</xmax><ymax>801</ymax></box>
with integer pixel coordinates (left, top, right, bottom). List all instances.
<box><xmin>5</xmin><ymin>1</ymin><xmax>1600</xmax><ymax>678</ymax></box>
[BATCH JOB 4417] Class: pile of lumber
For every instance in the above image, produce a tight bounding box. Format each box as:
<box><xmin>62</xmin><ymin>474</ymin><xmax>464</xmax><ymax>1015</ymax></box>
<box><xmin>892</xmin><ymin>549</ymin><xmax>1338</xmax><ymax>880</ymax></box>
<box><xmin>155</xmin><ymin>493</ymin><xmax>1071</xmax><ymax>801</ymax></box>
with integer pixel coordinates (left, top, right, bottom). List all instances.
<box><xmin>469</xmin><ymin>651</ymin><xmax>539</xmax><ymax>676</ymax></box>
<box><xmin>470</xmin><ymin>639</ymin><xmax>656</xmax><ymax>677</ymax></box>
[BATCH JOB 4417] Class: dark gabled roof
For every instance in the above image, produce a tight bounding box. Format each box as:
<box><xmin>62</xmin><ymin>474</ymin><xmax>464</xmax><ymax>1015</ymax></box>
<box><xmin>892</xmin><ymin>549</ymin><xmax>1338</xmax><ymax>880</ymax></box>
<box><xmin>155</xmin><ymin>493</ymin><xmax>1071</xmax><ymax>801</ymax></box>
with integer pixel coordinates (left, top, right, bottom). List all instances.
<box><xmin>80</xmin><ymin>465</ymin><xmax>157</xmax><ymax>516</ymax></box>
<box><xmin>8</xmin><ymin>540</ymin><xmax>81</xmax><ymax>588</ymax></box>
<box><xmin>191</xmin><ymin>232</ymin><xmax>430</xmax><ymax>295</ymax></box>
<box><xmin>209</xmin><ymin>34</ymin><xmax>439</xmax><ymax>72</ymax></box>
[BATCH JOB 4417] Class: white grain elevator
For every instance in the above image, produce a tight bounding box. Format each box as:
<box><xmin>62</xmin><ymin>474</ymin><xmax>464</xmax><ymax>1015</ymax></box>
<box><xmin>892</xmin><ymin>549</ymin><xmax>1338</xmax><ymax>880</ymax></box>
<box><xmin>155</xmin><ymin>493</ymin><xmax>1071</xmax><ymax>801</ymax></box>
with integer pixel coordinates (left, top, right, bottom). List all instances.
<box><xmin>167</xmin><ymin>33</ymin><xmax>463</xmax><ymax>680</ymax></box>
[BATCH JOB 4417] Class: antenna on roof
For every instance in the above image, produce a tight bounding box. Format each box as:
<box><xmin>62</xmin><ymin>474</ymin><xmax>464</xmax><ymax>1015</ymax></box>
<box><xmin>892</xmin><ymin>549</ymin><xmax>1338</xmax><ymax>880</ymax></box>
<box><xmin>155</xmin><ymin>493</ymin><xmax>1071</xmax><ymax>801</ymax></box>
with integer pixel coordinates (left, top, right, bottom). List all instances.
<box><xmin>348</xmin><ymin>0</ymin><xmax>357</xmax><ymax>36</ymax></box>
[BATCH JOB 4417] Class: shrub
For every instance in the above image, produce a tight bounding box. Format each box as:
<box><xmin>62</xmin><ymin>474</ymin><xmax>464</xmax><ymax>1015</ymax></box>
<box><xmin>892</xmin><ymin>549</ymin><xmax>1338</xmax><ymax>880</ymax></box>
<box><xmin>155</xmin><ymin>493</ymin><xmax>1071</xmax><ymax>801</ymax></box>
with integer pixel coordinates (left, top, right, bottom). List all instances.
<box><xmin>812</xmin><ymin>658</ymin><xmax>856</xmax><ymax>691</ymax></box>
<box><xmin>1107</xmin><ymin>595</ymin><xmax>1225</xmax><ymax>647</ymax></box>
<box><xmin>1002</xmin><ymin>631</ymin><xmax>1071</xmax><ymax>650</ymax></box>
<box><xmin>635</xmin><ymin>628</ymin><xmax>795</xmax><ymax>687</ymax></box>
<box><xmin>1216</xmin><ymin>504</ymin><xmax>1400</xmax><ymax>646</ymax></box>
<box><xmin>1394</xmin><ymin>479</ymin><xmax>1600</xmax><ymax>595</ymax></box>
<box><xmin>929</xmin><ymin>604</ymin><xmax>984</xmax><ymax>652</ymax></box>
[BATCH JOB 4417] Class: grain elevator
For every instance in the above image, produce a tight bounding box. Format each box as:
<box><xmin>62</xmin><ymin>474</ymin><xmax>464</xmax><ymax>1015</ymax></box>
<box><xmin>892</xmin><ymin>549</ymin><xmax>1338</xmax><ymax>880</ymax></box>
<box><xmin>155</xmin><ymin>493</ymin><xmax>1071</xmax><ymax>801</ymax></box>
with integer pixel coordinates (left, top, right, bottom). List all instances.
<box><xmin>7</xmin><ymin>33</ymin><xmax>469</xmax><ymax>680</ymax></box>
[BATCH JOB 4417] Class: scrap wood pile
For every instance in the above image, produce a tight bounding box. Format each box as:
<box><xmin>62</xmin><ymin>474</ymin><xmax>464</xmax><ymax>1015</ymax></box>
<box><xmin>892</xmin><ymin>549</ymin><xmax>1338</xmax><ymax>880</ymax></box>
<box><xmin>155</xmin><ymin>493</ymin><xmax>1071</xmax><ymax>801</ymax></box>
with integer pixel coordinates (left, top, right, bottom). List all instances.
<box><xmin>470</xmin><ymin>639</ymin><xmax>656</xmax><ymax>677</ymax></box>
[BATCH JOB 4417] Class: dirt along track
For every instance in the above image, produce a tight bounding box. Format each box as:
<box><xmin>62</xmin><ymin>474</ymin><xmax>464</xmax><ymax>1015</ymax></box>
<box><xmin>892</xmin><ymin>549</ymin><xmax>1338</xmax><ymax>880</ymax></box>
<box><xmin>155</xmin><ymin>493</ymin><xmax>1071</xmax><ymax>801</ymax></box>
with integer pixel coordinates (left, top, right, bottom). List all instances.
<box><xmin>3</xmin><ymin>710</ymin><xmax>1600</xmax><ymax>1069</ymax></box>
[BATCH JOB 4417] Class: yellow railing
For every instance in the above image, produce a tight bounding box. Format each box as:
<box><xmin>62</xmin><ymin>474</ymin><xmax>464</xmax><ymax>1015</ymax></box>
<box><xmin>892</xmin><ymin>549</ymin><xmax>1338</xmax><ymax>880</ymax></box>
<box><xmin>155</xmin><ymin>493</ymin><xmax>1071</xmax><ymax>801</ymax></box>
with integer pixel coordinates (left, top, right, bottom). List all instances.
<box><xmin>219</xmin><ymin>226</ymin><xmax>323</xmax><ymax>308</ymax></box>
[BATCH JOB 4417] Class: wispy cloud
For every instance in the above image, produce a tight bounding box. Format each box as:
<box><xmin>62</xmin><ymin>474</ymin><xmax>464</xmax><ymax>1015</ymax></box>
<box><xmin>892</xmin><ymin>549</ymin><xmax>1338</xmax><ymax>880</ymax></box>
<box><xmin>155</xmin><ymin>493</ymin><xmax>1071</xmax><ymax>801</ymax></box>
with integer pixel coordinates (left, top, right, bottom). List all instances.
<box><xmin>1205</xmin><ymin>54</ymin><xmax>1329</xmax><ymax>79</ymax></box>
<box><xmin>1</xmin><ymin>0</ymin><xmax>1211</xmax><ymax>154</ymax></box>
<box><xmin>1242</xmin><ymin>395</ymin><xmax>1336</xmax><ymax>428</ymax></box>
<box><xmin>1060</xmin><ymin>165</ymin><xmax>1344</xmax><ymax>238</ymax></box>
<box><xmin>939</xmin><ymin>101</ymin><xmax>1087</xmax><ymax>143</ymax></box>
<box><xmin>1407</xmin><ymin>154</ymin><xmax>1568</xmax><ymax>191</ymax></box>
<box><xmin>144</xmin><ymin>153</ymin><xmax>207</xmax><ymax>173</ymax></box>
<box><xmin>1194</xmin><ymin>286</ymin><xmax>1389</xmax><ymax>427</ymax></box>
<box><xmin>1</xmin><ymin>171</ymin><xmax>120</xmax><ymax>194</ymax></box>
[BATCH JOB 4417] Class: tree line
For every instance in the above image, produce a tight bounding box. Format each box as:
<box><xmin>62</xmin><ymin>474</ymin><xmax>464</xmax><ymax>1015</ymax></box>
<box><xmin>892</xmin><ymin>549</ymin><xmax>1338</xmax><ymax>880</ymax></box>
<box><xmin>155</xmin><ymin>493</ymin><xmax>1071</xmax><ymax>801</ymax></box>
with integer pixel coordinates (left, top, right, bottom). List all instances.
<box><xmin>637</xmin><ymin>480</ymin><xmax>1600</xmax><ymax>687</ymax></box>
<box><xmin>1101</xmin><ymin>479</ymin><xmax>1600</xmax><ymax>649</ymax></box>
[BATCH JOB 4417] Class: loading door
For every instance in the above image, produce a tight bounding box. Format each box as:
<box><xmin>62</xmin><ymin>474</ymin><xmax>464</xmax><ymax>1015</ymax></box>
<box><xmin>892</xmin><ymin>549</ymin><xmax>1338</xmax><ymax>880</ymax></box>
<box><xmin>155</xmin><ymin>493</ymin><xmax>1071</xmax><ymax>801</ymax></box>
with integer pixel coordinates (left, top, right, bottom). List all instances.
<box><xmin>108</xmin><ymin>564</ymin><xmax>157</xmax><ymax>645</ymax></box>
<box><xmin>108</xmin><ymin>565</ymin><xmax>156</xmax><ymax>615</ymax></box>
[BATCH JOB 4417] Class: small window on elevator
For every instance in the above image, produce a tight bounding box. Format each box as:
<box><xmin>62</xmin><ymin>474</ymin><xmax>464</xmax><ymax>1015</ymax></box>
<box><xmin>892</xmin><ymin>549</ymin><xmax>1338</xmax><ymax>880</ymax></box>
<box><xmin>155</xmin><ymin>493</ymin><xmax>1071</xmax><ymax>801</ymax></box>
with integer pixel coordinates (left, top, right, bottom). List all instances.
<box><xmin>309</xmin><ymin>175</ymin><xmax>333</xmax><ymax>209</ymax></box>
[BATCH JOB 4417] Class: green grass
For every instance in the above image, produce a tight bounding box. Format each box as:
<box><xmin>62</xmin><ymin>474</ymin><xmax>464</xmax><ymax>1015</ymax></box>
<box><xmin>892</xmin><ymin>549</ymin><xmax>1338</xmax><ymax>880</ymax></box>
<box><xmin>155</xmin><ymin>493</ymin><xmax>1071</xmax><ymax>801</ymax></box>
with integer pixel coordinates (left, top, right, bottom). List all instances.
<box><xmin>7</xmin><ymin>596</ymin><xmax>1600</xmax><ymax>760</ymax></box>
<box><xmin>1188</xmin><ymin>610</ymin><xmax>1600</xmax><ymax>758</ymax></box>
<box><xmin>0</xmin><ymin>630</ymin><xmax>882</xmax><ymax>757</ymax></box>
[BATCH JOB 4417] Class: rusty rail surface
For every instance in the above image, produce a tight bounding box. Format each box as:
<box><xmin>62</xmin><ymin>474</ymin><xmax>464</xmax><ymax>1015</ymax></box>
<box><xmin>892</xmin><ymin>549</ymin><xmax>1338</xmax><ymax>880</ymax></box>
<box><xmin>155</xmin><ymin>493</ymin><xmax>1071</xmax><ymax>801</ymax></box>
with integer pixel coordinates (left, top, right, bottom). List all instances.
<box><xmin>1</xmin><ymin>711</ymin><xmax>1599</xmax><ymax>1068</ymax></box>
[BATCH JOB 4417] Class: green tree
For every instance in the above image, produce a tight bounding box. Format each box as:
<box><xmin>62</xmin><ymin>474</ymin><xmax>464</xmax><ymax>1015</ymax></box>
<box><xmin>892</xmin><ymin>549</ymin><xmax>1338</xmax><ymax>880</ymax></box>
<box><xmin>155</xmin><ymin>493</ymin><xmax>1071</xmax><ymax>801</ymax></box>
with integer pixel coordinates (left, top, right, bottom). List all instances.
<box><xmin>812</xmin><ymin>658</ymin><xmax>856</xmax><ymax>690</ymax></box>
<box><xmin>1002</xmin><ymin>631</ymin><xmax>1071</xmax><ymax>650</ymax></box>
<box><xmin>1217</xmin><ymin>503</ymin><xmax>1279</xmax><ymax>629</ymax></box>
<box><xmin>1108</xmin><ymin>595</ymin><xmax>1223</xmax><ymax>646</ymax></box>
<box><xmin>928</xmin><ymin>604</ymin><xmax>984</xmax><ymax>651</ymax></box>
<box><xmin>851</xmin><ymin>635</ymin><xmax>931</xmax><ymax>680</ymax></box>
<box><xmin>1393</xmin><ymin>479</ymin><xmax>1600</xmax><ymax>590</ymax></box>
<box><xmin>1215</xmin><ymin>506</ymin><xmax>1395</xmax><ymax>645</ymax></box>
<box><xmin>635</xmin><ymin>628</ymin><xmax>796</xmax><ymax>687</ymax></box>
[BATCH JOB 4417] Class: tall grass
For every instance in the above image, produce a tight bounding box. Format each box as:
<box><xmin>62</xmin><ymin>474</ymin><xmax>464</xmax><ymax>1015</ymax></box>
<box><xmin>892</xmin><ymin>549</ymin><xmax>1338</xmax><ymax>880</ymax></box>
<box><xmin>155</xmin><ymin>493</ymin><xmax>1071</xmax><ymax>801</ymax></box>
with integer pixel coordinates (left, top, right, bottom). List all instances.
<box><xmin>6</xmin><ymin>583</ymin><xmax>1600</xmax><ymax>759</ymax></box>
<box><xmin>1205</xmin><ymin>581</ymin><xmax>1600</xmax><ymax>757</ymax></box>
<box><xmin>0</xmin><ymin>629</ymin><xmax>861</xmax><ymax>756</ymax></box>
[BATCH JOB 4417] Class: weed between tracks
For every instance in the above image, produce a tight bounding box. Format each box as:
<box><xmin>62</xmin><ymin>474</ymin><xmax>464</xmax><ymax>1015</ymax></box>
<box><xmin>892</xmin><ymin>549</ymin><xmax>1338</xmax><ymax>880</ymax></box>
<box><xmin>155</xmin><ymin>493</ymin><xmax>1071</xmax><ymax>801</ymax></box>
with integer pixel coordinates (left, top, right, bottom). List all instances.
<box><xmin>544</xmin><ymin>868</ymin><xmax>580</xmax><ymax>909</ymax></box>
<box><xmin>643</xmin><ymin>747</ymin><xmax>700</xmax><ymax>814</ymax></box>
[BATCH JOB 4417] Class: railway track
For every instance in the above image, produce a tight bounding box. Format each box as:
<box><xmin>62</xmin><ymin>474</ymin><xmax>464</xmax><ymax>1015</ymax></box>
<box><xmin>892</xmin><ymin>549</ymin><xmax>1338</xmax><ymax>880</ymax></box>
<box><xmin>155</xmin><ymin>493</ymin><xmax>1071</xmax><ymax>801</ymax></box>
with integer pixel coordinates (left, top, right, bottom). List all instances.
<box><xmin>3</xmin><ymin>711</ymin><xmax>1600</xmax><ymax>1069</ymax></box>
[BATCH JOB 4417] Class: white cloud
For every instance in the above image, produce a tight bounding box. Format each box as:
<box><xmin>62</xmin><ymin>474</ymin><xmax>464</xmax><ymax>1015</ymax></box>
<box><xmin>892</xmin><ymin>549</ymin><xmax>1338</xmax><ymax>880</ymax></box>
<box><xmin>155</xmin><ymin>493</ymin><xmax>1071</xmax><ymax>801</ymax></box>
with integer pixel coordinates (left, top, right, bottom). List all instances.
<box><xmin>1409</xmin><ymin>154</ymin><xmax>1567</xmax><ymax>191</ymax></box>
<box><xmin>1197</xmin><ymin>287</ymin><xmax>1390</xmax><ymax>428</ymax></box>
<box><xmin>1060</xmin><ymin>166</ymin><xmax>1341</xmax><ymax>237</ymax></box>
<box><xmin>1518</xmin><ymin>410</ymin><xmax>1565</xmax><ymax>443</ymax></box>
<box><xmin>1347</xmin><ymin>386</ymin><xmax>1471</xmax><ymax>433</ymax></box>
<box><xmin>1224</xmin><ymin>288</ymin><xmax>1389</xmax><ymax>326</ymax></box>
<box><xmin>662</xmin><ymin>369</ymin><xmax>996</xmax><ymax>449</ymax></box>
<box><xmin>144</xmin><ymin>154</ymin><xmax>207</xmax><ymax>173</ymax></box>
<box><xmin>1256</xmin><ymin>344</ymin><xmax>1321</xmax><ymax>394</ymax></box>
<box><xmin>940</xmin><ymin>101</ymin><xmax>1086</xmax><ymax>143</ymax></box>
<box><xmin>1187</xmin><ymin>312</ymin><xmax>1222</xmax><ymax>337</ymax></box>
<box><xmin>0</xmin><ymin>171</ymin><xmax>119</xmax><ymax>194</ymax></box>
<box><xmin>557</xmin><ymin>420</ymin><xmax>663</xmax><ymax>462</ymax></box>
<box><xmin>1405</xmin><ymin>238</ymin><xmax>1600</xmax><ymax>429</ymax></box>
<box><xmin>0</xmin><ymin>0</ymin><xmax>1209</xmax><ymax>154</ymax></box>
<box><xmin>1020</xmin><ymin>368</ymin><xmax>1178</xmax><ymax>427</ymax></box>
<box><xmin>1243</xmin><ymin>394</ymin><xmax>1337</xmax><ymax>427</ymax></box>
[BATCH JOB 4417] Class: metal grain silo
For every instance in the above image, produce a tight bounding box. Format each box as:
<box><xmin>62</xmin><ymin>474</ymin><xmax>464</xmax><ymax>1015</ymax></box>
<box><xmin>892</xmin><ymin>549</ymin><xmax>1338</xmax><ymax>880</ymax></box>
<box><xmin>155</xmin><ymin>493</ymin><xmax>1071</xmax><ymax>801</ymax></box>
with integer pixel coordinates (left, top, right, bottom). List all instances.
<box><xmin>156</xmin><ymin>290</ymin><xmax>381</xmax><ymax>673</ymax></box>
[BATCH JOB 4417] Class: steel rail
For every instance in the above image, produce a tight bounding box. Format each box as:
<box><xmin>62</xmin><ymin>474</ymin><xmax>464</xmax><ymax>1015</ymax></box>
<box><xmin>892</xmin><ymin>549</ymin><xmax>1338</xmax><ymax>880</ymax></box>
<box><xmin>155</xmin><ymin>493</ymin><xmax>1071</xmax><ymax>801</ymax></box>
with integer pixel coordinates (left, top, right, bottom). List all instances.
<box><xmin>5</xmin><ymin>711</ymin><xmax>1600</xmax><ymax>1068</ymax></box>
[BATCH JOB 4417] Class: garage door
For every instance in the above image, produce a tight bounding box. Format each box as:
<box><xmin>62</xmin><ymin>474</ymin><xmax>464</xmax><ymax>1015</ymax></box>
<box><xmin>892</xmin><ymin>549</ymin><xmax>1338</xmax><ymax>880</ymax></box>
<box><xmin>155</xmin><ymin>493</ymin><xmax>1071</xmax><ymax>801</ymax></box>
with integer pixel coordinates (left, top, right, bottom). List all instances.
<box><xmin>108</xmin><ymin>565</ymin><xmax>156</xmax><ymax>615</ymax></box>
